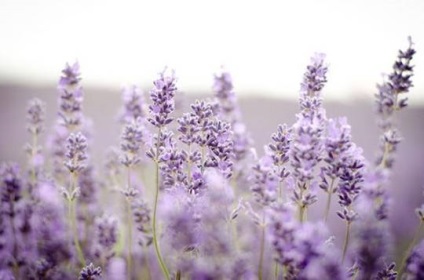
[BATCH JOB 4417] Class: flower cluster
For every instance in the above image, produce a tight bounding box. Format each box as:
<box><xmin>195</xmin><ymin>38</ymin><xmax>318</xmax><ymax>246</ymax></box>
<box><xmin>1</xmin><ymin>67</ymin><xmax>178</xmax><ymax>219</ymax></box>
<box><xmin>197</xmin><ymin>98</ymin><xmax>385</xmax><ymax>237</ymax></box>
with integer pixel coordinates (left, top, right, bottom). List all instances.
<box><xmin>0</xmin><ymin>38</ymin><xmax>421</xmax><ymax>280</ymax></box>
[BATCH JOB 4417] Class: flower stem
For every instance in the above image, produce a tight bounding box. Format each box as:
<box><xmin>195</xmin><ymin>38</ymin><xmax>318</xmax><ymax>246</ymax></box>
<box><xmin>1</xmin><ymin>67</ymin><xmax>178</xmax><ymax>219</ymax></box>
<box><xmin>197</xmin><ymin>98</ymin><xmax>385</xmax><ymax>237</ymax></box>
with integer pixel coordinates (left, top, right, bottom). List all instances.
<box><xmin>324</xmin><ymin>179</ymin><xmax>335</xmax><ymax>222</ymax></box>
<box><xmin>126</xmin><ymin>167</ymin><xmax>134</xmax><ymax>280</ymax></box>
<box><xmin>342</xmin><ymin>221</ymin><xmax>351</xmax><ymax>264</ymax></box>
<box><xmin>152</xmin><ymin>128</ymin><xmax>170</xmax><ymax>280</ymax></box>
<box><xmin>258</xmin><ymin>212</ymin><xmax>266</xmax><ymax>280</ymax></box>
<box><xmin>69</xmin><ymin>172</ymin><xmax>86</xmax><ymax>267</ymax></box>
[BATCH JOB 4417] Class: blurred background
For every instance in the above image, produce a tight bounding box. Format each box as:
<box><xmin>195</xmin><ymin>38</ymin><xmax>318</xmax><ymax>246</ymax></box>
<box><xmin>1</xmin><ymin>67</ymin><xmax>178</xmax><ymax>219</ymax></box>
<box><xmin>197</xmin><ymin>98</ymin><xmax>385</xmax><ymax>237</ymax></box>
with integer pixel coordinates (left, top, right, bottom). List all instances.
<box><xmin>1</xmin><ymin>0</ymin><xmax>424</xmax><ymax>254</ymax></box>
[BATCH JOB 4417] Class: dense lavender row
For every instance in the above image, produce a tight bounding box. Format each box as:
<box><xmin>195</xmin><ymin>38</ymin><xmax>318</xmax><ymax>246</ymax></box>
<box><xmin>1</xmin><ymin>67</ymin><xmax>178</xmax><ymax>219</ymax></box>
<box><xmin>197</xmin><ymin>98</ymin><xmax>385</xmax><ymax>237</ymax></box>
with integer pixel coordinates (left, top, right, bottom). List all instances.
<box><xmin>0</xmin><ymin>38</ymin><xmax>421</xmax><ymax>280</ymax></box>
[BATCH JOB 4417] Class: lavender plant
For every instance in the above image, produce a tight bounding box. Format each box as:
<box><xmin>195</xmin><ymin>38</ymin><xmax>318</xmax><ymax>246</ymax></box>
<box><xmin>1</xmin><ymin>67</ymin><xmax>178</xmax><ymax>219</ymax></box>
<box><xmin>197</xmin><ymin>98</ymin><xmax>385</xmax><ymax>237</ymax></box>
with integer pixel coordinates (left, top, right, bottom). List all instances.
<box><xmin>0</xmin><ymin>38</ymin><xmax>419</xmax><ymax>280</ymax></box>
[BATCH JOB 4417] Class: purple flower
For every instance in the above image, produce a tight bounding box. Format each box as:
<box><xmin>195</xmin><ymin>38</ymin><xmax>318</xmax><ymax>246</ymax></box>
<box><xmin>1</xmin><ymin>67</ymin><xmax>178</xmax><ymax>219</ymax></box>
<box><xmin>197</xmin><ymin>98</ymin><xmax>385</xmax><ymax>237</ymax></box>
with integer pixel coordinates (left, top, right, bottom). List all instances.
<box><xmin>177</xmin><ymin>113</ymin><xmax>200</xmax><ymax>145</ymax></box>
<box><xmin>148</xmin><ymin>69</ymin><xmax>177</xmax><ymax>127</ymax></box>
<box><xmin>64</xmin><ymin>132</ymin><xmax>88</xmax><ymax>173</ymax></box>
<box><xmin>0</xmin><ymin>163</ymin><xmax>23</xmax><ymax>203</ymax></box>
<box><xmin>120</xmin><ymin>118</ymin><xmax>145</xmax><ymax>167</ymax></box>
<box><xmin>94</xmin><ymin>215</ymin><xmax>118</xmax><ymax>261</ymax></box>
<box><xmin>78</xmin><ymin>263</ymin><xmax>101</xmax><ymax>280</ymax></box>
<box><xmin>27</xmin><ymin>98</ymin><xmax>46</xmax><ymax>135</ymax></box>
<box><xmin>120</xmin><ymin>85</ymin><xmax>147</xmax><ymax>123</ymax></box>
<box><xmin>250</xmin><ymin>156</ymin><xmax>278</xmax><ymax>206</ymax></box>
<box><xmin>132</xmin><ymin>200</ymin><xmax>153</xmax><ymax>247</ymax></box>
<box><xmin>375</xmin><ymin>37</ymin><xmax>415</xmax><ymax>124</ymax></box>
<box><xmin>204</xmin><ymin>119</ymin><xmax>234</xmax><ymax>179</ymax></box>
<box><xmin>213</xmin><ymin>69</ymin><xmax>253</xmax><ymax>171</ymax></box>
<box><xmin>59</xmin><ymin>62</ymin><xmax>81</xmax><ymax>89</ymax></box>
<box><xmin>404</xmin><ymin>240</ymin><xmax>424</xmax><ymax>280</ymax></box>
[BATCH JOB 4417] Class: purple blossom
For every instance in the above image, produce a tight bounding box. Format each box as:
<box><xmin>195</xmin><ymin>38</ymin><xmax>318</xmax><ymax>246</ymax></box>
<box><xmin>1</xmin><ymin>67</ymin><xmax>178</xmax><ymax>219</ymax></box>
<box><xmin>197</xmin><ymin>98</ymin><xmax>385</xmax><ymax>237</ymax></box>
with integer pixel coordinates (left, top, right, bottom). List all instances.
<box><xmin>336</xmin><ymin>145</ymin><xmax>365</xmax><ymax>221</ymax></box>
<box><xmin>132</xmin><ymin>200</ymin><xmax>153</xmax><ymax>247</ymax></box>
<box><xmin>213</xmin><ymin>69</ymin><xmax>253</xmax><ymax>172</ymax></box>
<box><xmin>0</xmin><ymin>163</ymin><xmax>23</xmax><ymax>203</ymax></box>
<box><xmin>375</xmin><ymin>37</ymin><xmax>416</xmax><ymax>126</ymax></box>
<box><xmin>120</xmin><ymin>118</ymin><xmax>145</xmax><ymax>167</ymax></box>
<box><xmin>204</xmin><ymin>119</ymin><xmax>234</xmax><ymax>178</ymax></box>
<box><xmin>148</xmin><ymin>69</ymin><xmax>177</xmax><ymax>127</ymax></box>
<box><xmin>78</xmin><ymin>263</ymin><xmax>102</xmax><ymax>280</ymax></box>
<box><xmin>94</xmin><ymin>215</ymin><xmax>118</xmax><ymax>261</ymax></box>
<box><xmin>64</xmin><ymin>132</ymin><xmax>88</xmax><ymax>173</ymax></box>
<box><xmin>59</xmin><ymin>62</ymin><xmax>81</xmax><ymax>89</ymax></box>
<box><xmin>404</xmin><ymin>240</ymin><xmax>424</xmax><ymax>280</ymax></box>
<box><xmin>26</xmin><ymin>98</ymin><xmax>46</xmax><ymax>135</ymax></box>
<box><xmin>120</xmin><ymin>85</ymin><xmax>146</xmax><ymax>123</ymax></box>
<box><xmin>177</xmin><ymin>113</ymin><xmax>200</xmax><ymax>145</ymax></box>
<box><xmin>250</xmin><ymin>156</ymin><xmax>278</xmax><ymax>206</ymax></box>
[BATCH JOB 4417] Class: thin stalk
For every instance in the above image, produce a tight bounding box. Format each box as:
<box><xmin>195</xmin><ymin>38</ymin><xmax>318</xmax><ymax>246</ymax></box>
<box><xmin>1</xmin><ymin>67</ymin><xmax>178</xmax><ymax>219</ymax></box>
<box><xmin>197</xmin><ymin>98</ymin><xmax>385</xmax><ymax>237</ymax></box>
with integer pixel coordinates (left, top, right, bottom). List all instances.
<box><xmin>69</xmin><ymin>172</ymin><xmax>86</xmax><ymax>267</ymax></box>
<box><xmin>398</xmin><ymin>221</ymin><xmax>424</xmax><ymax>278</ymax></box>
<box><xmin>342</xmin><ymin>221</ymin><xmax>351</xmax><ymax>264</ymax></box>
<box><xmin>274</xmin><ymin>261</ymin><xmax>279</xmax><ymax>280</ymax></box>
<box><xmin>324</xmin><ymin>178</ymin><xmax>335</xmax><ymax>222</ymax></box>
<box><xmin>258</xmin><ymin>216</ymin><xmax>266</xmax><ymax>280</ymax></box>
<box><xmin>142</xmin><ymin>246</ymin><xmax>152</xmax><ymax>280</ymax></box>
<box><xmin>126</xmin><ymin>166</ymin><xmax>133</xmax><ymax>280</ymax></box>
<box><xmin>152</xmin><ymin>128</ymin><xmax>170</xmax><ymax>280</ymax></box>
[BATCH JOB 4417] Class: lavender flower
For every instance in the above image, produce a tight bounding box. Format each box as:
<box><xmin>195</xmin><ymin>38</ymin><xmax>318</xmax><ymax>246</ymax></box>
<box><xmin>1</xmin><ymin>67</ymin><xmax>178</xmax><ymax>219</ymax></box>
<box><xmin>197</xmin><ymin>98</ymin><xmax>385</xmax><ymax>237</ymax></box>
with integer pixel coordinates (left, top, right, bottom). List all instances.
<box><xmin>57</xmin><ymin>62</ymin><xmax>84</xmax><ymax>130</ymax></box>
<box><xmin>270</xmin><ymin>204</ymin><xmax>344</xmax><ymax>279</ymax></box>
<box><xmin>1</xmin><ymin>163</ymin><xmax>23</xmax><ymax>203</ymax></box>
<box><xmin>64</xmin><ymin>132</ymin><xmax>88</xmax><ymax>173</ymax></box>
<box><xmin>336</xmin><ymin>145</ymin><xmax>365</xmax><ymax>222</ymax></box>
<box><xmin>403</xmin><ymin>240</ymin><xmax>424</xmax><ymax>280</ymax></box>
<box><xmin>375</xmin><ymin>262</ymin><xmax>397</xmax><ymax>280</ymax></box>
<box><xmin>375</xmin><ymin>37</ymin><xmax>416</xmax><ymax>126</ymax></box>
<box><xmin>132</xmin><ymin>200</ymin><xmax>153</xmax><ymax>247</ymax></box>
<box><xmin>266</xmin><ymin>124</ymin><xmax>291</xmax><ymax>180</ymax></box>
<box><xmin>375</xmin><ymin>38</ymin><xmax>416</xmax><ymax>168</ymax></box>
<box><xmin>148</xmin><ymin>69</ymin><xmax>177</xmax><ymax>128</ymax></box>
<box><xmin>59</xmin><ymin>62</ymin><xmax>81</xmax><ymax>88</ymax></box>
<box><xmin>120</xmin><ymin>118</ymin><xmax>145</xmax><ymax>167</ymax></box>
<box><xmin>120</xmin><ymin>85</ymin><xmax>146</xmax><ymax>123</ymax></box>
<box><xmin>94</xmin><ymin>215</ymin><xmax>118</xmax><ymax>261</ymax></box>
<box><xmin>213</xmin><ymin>69</ymin><xmax>253</xmax><ymax>166</ymax></box>
<box><xmin>79</xmin><ymin>263</ymin><xmax>102</xmax><ymax>280</ymax></box>
<box><xmin>204</xmin><ymin>119</ymin><xmax>234</xmax><ymax>179</ymax></box>
<box><xmin>251</xmin><ymin>156</ymin><xmax>278</xmax><ymax>206</ymax></box>
<box><xmin>27</xmin><ymin>98</ymin><xmax>46</xmax><ymax>136</ymax></box>
<box><xmin>350</xmin><ymin>196</ymin><xmax>393</xmax><ymax>280</ymax></box>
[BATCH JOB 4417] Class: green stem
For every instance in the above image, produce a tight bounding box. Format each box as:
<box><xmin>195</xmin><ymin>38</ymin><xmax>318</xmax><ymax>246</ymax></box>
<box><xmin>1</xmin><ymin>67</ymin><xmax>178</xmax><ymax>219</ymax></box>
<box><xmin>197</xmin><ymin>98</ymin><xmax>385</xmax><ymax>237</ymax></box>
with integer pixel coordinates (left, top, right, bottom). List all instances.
<box><xmin>258</xmin><ymin>217</ymin><xmax>266</xmax><ymax>280</ymax></box>
<box><xmin>126</xmin><ymin>199</ymin><xmax>134</xmax><ymax>280</ymax></box>
<box><xmin>342</xmin><ymin>221</ymin><xmax>351</xmax><ymax>264</ymax></box>
<box><xmin>398</xmin><ymin>221</ymin><xmax>424</xmax><ymax>278</ymax></box>
<box><xmin>126</xmin><ymin>166</ymin><xmax>133</xmax><ymax>280</ymax></box>
<box><xmin>324</xmin><ymin>178</ymin><xmax>335</xmax><ymax>222</ymax></box>
<box><xmin>274</xmin><ymin>261</ymin><xmax>279</xmax><ymax>280</ymax></box>
<box><xmin>69</xmin><ymin>172</ymin><xmax>86</xmax><ymax>267</ymax></box>
<box><xmin>152</xmin><ymin>128</ymin><xmax>170</xmax><ymax>280</ymax></box>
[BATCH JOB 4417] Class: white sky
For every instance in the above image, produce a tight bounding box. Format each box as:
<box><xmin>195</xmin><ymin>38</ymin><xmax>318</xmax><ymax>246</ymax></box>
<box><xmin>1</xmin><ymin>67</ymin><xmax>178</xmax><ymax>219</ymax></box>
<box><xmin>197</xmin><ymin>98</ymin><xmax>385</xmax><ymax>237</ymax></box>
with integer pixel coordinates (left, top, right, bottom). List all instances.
<box><xmin>1</xmin><ymin>0</ymin><xmax>423</xmax><ymax>102</ymax></box>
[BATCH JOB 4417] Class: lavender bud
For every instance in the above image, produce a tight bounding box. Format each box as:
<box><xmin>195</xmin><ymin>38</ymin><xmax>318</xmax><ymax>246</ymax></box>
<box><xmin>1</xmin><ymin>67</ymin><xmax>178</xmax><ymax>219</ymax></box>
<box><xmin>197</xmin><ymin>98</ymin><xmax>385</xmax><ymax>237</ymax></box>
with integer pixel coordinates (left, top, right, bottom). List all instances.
<box><xmin>64</xmin><ymin>132</ymin><xmax>88</xmax><ymax>173</ymax></box>
<box><xmin>27</xmin><ymin>98</ymin><xmax>46</xmax><ymax>135</ymax></box>
<box><xmin>79</xmin><ymin>263</ymin><xmax>102</xmax><ymax>280</ymax></box>
<box><xmin>148</xmin><ymin>69</ymin><xmax>177</xmax><ymax>127</ymax></box>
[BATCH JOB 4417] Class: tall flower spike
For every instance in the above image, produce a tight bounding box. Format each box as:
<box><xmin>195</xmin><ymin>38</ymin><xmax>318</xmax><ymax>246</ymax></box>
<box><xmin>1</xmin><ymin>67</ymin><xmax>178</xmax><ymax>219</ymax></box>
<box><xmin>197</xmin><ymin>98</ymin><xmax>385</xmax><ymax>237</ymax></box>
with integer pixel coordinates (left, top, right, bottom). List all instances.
<box><xmin>64</xmin><ymin>132</ymin><xmax>88</xmax><ymax>173</ymax></box>
<box><xmin>375</xmin><ymin>37</ymin><xmax>416</xmax><ymax>125</ymax></box>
